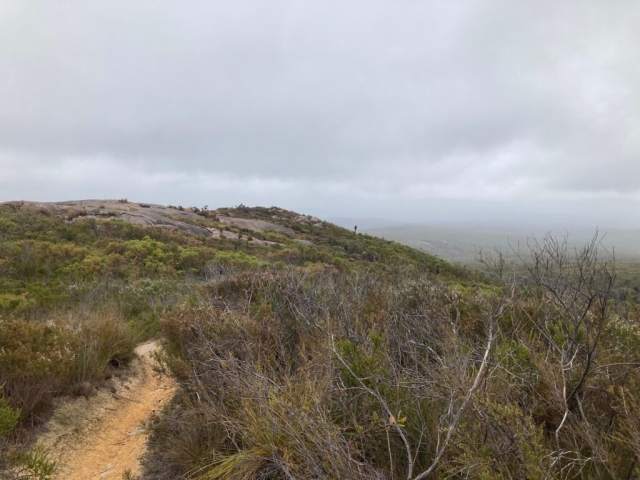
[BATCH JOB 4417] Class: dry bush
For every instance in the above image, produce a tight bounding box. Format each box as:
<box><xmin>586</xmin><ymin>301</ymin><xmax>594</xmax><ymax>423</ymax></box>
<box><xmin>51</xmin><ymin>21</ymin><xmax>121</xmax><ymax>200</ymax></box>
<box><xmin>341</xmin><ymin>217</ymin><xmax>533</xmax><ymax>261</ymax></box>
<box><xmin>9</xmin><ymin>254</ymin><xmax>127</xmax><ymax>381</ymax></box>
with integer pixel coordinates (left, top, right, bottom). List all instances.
<box><xmin>145</xmin><ymin>266</ymin><xmax>505</xmax><ymax>479</ymax></box>
<box><xmin>144</xmin><ymin>232</ymin><xmax>640</xmax><ymax>480</ymax></box>
<box><xmin>148</xmin><ymin>304</ymin><xmax>383</xmax><ymax>479</ymax></box>
<box><xmin>71</xmin><ymin>311</ymin><xmax>139</xmax><ymax>384</ymax></box>
<box><xmin>0</xmin><ymin>311</ymin><xmax>137</xmax><ymax>429</ymax></box>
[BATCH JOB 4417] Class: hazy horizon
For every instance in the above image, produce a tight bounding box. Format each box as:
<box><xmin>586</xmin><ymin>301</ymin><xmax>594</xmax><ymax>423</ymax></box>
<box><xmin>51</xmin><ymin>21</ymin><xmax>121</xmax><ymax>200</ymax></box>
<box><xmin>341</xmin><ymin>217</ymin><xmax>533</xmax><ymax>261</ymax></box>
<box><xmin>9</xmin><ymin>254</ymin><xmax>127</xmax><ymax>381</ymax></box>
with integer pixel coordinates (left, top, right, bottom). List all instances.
<box><xmin>328</xmin><ymin>216</ymin><xmax>640</xmax><ymax>263</ymax></box>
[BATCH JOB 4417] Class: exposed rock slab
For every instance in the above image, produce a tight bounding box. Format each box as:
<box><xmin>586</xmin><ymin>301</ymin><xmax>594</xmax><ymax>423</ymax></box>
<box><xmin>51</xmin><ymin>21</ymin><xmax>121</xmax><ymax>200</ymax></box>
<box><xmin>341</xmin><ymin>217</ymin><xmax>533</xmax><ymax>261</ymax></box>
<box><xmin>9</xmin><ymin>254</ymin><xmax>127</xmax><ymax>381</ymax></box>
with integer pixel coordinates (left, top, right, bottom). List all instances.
<box><xmin>218</xmin><ymin>215</ymin><xmax>294</xmax><ymax>234</ymax></box>
<box><xmin>293</xmin><ymin>239</ymin><xmax>314</xmax><ymax>246</ymax></box>
<box><xmin>3</xmin><ymin>200</ymin><xmax>216</xmax><ymax>238</ymax></box>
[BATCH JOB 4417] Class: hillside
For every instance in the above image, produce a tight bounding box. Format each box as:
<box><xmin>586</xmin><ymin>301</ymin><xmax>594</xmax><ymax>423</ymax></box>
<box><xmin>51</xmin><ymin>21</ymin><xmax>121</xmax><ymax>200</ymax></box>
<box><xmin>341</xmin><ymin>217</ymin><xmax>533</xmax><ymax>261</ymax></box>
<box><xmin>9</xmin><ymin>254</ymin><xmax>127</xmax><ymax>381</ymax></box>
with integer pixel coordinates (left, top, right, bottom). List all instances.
<box><xmin>1</xmin><ymin>201</ymin><xmax>640</xmax><ymax>479</ymax></box>
<box><xmin>0</xmin><ymin>199</ymin><xmax>462</xmax><ymax>321</ymax></box>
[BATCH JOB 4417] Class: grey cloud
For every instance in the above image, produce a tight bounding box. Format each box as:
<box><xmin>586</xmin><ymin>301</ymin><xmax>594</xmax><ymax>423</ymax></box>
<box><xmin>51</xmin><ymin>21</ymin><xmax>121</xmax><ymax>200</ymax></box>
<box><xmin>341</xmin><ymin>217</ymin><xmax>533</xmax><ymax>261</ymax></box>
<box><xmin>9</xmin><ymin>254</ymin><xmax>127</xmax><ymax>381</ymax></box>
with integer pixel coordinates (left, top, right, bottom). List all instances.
<box><xmin>1</xmin><ymin>0</ymin><xmax>639</xmax><ymax>226</ymax></box>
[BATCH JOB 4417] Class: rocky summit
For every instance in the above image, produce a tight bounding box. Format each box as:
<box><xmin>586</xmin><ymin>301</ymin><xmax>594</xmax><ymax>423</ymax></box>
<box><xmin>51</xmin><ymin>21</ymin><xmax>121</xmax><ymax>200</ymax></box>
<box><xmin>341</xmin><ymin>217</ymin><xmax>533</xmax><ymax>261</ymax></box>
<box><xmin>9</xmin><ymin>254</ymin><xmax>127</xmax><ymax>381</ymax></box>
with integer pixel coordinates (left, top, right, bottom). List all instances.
<box><xmin>0</xmin><ymin>199</ymin><xmax>301</xmax><ymax>246</ymax></box>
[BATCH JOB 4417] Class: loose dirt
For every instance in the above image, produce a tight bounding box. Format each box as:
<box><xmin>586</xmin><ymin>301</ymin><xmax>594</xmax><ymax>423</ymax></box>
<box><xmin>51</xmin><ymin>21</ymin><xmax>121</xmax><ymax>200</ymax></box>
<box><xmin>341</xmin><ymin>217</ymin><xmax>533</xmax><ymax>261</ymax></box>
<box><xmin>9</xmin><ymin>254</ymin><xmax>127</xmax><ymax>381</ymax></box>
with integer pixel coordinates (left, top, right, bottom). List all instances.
<box><xmin>37</xmin><ymin>341</ymin><xmax>176</xmax><ymax>479</ymax></box>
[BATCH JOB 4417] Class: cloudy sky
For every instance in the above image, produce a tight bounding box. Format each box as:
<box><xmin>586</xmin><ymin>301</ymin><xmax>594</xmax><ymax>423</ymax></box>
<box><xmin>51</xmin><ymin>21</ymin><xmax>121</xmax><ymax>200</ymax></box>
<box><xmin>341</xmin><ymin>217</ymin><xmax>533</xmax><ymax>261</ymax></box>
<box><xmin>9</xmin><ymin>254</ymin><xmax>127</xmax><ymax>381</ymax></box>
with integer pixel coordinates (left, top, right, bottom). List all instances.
<box><xmin>1</xmin><ymin>1</ymin><xmax>639</xmax><ymax>227</ymax></box>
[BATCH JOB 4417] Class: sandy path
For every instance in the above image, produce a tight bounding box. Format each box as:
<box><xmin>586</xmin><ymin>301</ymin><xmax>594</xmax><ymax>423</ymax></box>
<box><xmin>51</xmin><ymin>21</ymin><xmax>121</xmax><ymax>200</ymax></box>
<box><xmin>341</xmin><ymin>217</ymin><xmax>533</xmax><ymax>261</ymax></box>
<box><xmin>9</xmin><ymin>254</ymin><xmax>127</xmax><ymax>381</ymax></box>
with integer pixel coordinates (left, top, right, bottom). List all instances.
<box><xmin>37</xmin><ymin>341</ymin><xmax>176</xmax><ymax>479</ymax></box>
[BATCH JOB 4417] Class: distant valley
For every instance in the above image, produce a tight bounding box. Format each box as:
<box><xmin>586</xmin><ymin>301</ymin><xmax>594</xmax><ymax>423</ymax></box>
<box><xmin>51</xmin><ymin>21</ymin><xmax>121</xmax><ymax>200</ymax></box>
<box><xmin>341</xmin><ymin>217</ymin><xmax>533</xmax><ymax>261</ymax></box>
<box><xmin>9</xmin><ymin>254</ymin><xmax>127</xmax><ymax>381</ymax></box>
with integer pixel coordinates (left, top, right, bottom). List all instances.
<box><xmin>330</xmin><ymin>218</ymin><xmax>640</xmax><ymax>264</ymax></box>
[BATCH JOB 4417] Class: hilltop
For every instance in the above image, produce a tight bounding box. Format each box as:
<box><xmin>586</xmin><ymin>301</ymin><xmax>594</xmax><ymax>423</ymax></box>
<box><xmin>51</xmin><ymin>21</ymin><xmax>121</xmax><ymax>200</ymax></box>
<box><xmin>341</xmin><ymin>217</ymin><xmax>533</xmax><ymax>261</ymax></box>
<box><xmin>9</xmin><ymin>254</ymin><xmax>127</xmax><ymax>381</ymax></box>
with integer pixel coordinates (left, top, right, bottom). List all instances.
<box><xmin>0</xmin><ymin>199</ymin><xmax>461</xmax><ymax>284</ymax></box>
<box><xmin>2</xmin><ymin>199</ymin><xmax>296</xmax><ymax>243</ymax></box>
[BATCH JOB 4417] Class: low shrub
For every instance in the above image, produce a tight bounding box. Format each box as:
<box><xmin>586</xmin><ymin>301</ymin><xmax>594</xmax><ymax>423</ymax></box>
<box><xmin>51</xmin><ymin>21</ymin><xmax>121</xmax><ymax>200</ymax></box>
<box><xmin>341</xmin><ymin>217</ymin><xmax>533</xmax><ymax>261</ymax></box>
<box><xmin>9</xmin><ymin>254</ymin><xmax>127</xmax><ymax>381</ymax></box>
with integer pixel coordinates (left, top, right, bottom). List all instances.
<box><xmin>144</xmin><ymin>250</ymin><xmax>640</xmax><ymax>480</ymax></box>
<box><xmin>147</xmin><ymin>305</ymin><xmax>380</xmax><ymax>479</ymax></box>
<box><xmin>0</xmin><ymin>319</ymin><xmax>78</xmax><ymax>422</ymax></box>
<box><xmin>0</xmin><ymin>387</ymin><xmax>20</xmax><ymax>438</ymax></box>
<box><xmin>0</xmin><ymin>312</ymin><xmax>137</xmax><ymax>426</ymax></box>
<box><xmin>6</xmin><ymin>445</ymin><xmax>57</xmax><ymax>480</ymax></box>
<box><xmin>73</xmin><ymin>312</ymin><xmax>139</xmax><ymax>383</ymax></box>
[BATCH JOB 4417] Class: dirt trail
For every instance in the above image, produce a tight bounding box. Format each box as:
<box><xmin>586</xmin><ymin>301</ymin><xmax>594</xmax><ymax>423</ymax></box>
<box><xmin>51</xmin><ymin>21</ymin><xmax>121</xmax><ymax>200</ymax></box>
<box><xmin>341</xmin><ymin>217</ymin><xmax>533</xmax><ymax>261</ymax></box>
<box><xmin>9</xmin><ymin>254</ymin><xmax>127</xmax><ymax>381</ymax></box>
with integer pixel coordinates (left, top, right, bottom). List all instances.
<box><xmin>37</xmin><ymin>341</ymin><xmax>176</xmax><ymax>479</ymax></box>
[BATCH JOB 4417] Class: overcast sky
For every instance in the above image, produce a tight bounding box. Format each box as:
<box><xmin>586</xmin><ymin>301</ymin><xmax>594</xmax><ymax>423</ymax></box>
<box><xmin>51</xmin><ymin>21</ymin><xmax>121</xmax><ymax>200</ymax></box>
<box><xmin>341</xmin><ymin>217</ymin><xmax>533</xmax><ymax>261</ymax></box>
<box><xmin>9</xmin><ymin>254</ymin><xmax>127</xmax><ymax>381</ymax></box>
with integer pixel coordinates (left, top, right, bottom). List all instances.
<box><xmin>1</xmin><ymin>1</ymin><xmax>639</xmax><ymax>227</ymax></box>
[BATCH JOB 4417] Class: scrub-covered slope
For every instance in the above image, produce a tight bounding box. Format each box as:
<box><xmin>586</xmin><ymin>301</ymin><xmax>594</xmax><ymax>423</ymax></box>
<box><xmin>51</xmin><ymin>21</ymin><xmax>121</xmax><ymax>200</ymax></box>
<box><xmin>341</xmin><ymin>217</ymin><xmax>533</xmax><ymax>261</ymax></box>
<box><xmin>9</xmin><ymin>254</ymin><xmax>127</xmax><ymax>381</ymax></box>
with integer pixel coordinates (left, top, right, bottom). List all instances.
<box><xmin>2</xmin><ymin>201</ymin><xmax>637</xmax><ymax>480</ymax></box>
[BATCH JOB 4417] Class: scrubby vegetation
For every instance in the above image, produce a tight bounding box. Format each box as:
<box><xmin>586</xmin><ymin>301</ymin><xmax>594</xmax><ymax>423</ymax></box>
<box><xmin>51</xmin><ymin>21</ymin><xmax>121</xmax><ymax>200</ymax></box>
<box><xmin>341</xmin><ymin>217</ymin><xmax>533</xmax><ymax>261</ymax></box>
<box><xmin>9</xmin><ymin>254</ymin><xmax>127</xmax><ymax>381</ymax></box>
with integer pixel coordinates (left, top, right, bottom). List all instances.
<box><xmin>0</xmin><ymin>203</ymin><xmax>457</xmax><ymax>475</ymax></box>
<box><xmin>144</xmin><ymin>235</ymin><xmax>640</xmax><ymax>479</ymax></box>
<box><xmin>2</xmin><ymin>202</ymin><xmax>640</xmax><ymax>479</ymax></box>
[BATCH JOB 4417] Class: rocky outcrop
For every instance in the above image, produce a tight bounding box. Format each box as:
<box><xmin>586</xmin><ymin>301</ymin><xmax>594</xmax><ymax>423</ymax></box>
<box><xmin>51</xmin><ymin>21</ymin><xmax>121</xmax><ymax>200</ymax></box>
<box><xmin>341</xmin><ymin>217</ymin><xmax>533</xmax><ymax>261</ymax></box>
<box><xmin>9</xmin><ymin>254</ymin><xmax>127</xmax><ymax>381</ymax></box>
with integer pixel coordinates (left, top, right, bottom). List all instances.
<box><xmin>295</xmin><ymin>214</ymin><xmax>323</xmax><ymax>228</ymax></box>
<box><xmin>218</xmin><ymin>215</ymin><xmax>294</xmax><ymax>235</ymax></box>
<box><xmin>0</xmin><ymin>200</ymin><xmax>286</xmax><ymax>245</ymax></box>
<box><xmin>2</xmin><ymin>200</ymin><xmax>216</xmax><ymax>237</ymax></box>
<box><xmin>293</xmin><ymin>239</ymin><xmax>314</xmax><ymax>246</ymax></box>
<box><xmin>1</xmin><ymin>200</ymin><xmax>325</xmax><ymax>247</ymax></box>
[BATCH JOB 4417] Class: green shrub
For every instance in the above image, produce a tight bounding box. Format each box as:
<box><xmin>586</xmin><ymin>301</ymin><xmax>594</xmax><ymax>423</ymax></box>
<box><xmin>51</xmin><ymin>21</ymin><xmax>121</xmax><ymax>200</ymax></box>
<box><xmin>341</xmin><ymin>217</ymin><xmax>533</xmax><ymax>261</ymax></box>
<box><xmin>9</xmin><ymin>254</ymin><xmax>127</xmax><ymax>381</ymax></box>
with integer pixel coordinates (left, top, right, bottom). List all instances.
<box><xmin>0</xmin><ymin>294</ymin><xmax>34</xmax><ymax>316</ymax></box>
<box><xmin>0</xmin><ymin>386</ymin><xmax>20</xmax><ymax>438</ymax></box>
<box><xmin>0</xmin><ymin>319</ymin><xmax>78</xmax><ymax>421</ymax></box>
<box><xmin>8</xmin><ymin>445</ymin><xmax>57</xmax><ymax>480</ymax></box>
<box><xmin>0</xmin><ymin>218</ymin><xmax>17</xmax><ymax>242</ymax></box>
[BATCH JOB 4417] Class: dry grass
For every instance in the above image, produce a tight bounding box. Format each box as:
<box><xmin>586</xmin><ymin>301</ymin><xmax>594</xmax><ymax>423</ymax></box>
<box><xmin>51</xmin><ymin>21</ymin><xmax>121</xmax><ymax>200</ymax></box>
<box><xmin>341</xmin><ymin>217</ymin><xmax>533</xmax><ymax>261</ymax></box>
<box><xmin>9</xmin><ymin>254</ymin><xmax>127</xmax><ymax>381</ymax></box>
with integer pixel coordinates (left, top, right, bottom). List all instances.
<box><xmin>71</xmin><ymin>311</ymin><xmax>139</xmax><ymax>384</ymax></box>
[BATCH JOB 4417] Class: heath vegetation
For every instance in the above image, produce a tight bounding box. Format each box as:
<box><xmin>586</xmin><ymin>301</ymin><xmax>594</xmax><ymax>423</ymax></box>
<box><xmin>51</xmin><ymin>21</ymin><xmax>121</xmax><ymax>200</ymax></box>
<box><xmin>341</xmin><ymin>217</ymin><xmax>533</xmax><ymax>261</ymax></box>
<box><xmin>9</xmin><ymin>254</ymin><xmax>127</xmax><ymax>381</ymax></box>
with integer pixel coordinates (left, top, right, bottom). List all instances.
<box><xmin>1</xmin><ymin>203</ymin><xmax>640</xmax><ymax>479</ymax></box>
